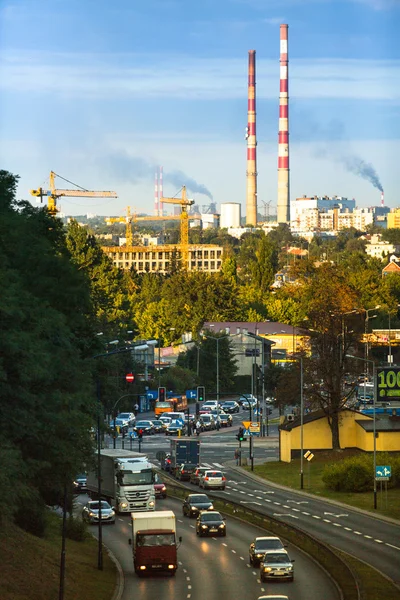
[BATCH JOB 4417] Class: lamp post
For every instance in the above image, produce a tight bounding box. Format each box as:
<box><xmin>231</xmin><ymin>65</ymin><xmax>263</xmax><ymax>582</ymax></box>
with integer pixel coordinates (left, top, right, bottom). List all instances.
<box><xmin>346</xmin><ymin>354</ymin><xmax>377</xmax><ymax>509</ymax></box>
<box><xmin>299</xmin><ymin>356</ymin><xmax>304</xmax><ymax>490</ymax></box>
<box><xmin>364</xmin><ymin>306</ymin><xmax>380</xmax><ymax>401</ymax></box>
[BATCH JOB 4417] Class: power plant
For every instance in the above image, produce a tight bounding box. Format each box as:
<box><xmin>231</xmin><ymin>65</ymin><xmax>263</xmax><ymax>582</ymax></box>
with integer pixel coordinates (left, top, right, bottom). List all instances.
<box><xmin>277</xmin><ymin>24</ymin><xmax>290</xmax><ymax>224</ymax></box>
<box><xmin>245</xmin><ymin>49</ymin><xmax>257</xmax><ymax>227</ymax></box>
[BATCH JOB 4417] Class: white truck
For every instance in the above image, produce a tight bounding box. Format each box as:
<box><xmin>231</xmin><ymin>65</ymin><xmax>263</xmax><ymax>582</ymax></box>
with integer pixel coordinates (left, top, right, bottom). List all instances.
<box><xmin>130</xmin><ymin>510</ymin><xmax>180</xmax><ymax>576</ymax></box>
<box><xmin>86</xmin><ymin>449</ymin><xmax>155</xmax><ymax>514</ymax></box>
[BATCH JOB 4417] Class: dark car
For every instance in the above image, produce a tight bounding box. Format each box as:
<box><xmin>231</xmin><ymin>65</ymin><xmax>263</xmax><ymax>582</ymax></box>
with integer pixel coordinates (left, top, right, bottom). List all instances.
<box><xmin>196</xmin><ymin>511</ymin><xmax>226</xmax><ymax>537</ymax></box>
<box><xmin>190</xmin><ymin>466</ymin><xmax>208</xmax><ymax>486</ymax></box>
<box><xmin>182</xmin><ymin>493</ymin><xmax>214</xmax><ymax>517</ymax></box>
<box><xmin>220</xmin><ymin>401</ymin><xmax>240</xmax><ymax>413</ymax></box>
<box><xmin>176</xmin><ymin>463</ymin><xmax>197</xmax><ymax>481</ymax></box>
<box><xmin>219</xmin><ymin>414</ymin><xmax>233</xmax><ymax>427</ymax></box>
<box><xmin>149</xmin><ymin>419</ymin><xmax>164</xmax><ymax>434</ymax></box>
<box><xmin>249</xmin><ymin>536</ymin><xmax>286</xmax><ymax>567</ymax></box>
<box><xmin>73</xmin><ymin>473</ymin><xmax>87</xmax><ymax>494</ymax></box>
<box><xmin>154</xmin><ymin>473</ymin><xmax>167</xmax><ymax>499</ymax></box>
<box><xmin>133</xmin><ymin>420</ymin><xmax>155</xmax><ymax>435</ymax></box>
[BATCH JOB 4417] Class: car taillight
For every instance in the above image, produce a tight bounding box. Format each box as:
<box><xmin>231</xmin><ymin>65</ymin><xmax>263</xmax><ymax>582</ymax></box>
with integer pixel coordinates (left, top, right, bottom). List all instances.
<box><xmin>222</xmin><ymin>476</ymin><xmax>226</xmax><ymax>481</ymax></box>
<box><xmin>204</xmin><ymin>477</ymin><xmax>209</xmax><ymax>480</ymax></box>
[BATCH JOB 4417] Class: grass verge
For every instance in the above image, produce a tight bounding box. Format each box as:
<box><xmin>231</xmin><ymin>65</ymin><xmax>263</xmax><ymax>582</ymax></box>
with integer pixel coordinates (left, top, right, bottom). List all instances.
<box><xmin>244</xmin><ymin>449</ymin><xmax>400</xmax><ymax>521</ymax></box>
<box><xmin>0</xmin><ymin>512</ymin><xmax>117</xmax><ymax>600</ymax></box>
<box><xmin>336</xmin><ymin>550</ymin><xmax>400</xmax><ymax>600</ymax></box>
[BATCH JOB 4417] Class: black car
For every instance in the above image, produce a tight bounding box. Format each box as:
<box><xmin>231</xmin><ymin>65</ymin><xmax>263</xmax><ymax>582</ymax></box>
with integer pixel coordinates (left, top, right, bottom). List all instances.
<box><xmin>220</xmin><ymin>401</ymin><xmax>240</xmax><ymax>413</ymax></box>
<box><xmin>176</xmin><ymin>463</ymin><xmax>197</xmax><ymax>481</ymax></box>
<box><xmin>149</xmin><ymin>419</ymin><xmax>164</xmax><ymax>434</ymax></box>
<box><xmin>196</xmin><ymin>511</ymin><xmax>226</xmax><ymax>537</ymax></box>
<box><xmin>249</xmin><ymin>536</ymin><xmax>286</xmax><ymax>567</ymax></box>
<box><xmin>73</xmin><ymin>473</ymin><xmax>87</xmax><ymax>494</ymax></box>
<box><xmin>133</xmin><ymin>420</ymin><xmax>155</xmax><ymax>435</ymax></box>
<box><xmin>182</xmin><ymin>493</ymin><xmax>214</xmax><ymax>517</ymax></box>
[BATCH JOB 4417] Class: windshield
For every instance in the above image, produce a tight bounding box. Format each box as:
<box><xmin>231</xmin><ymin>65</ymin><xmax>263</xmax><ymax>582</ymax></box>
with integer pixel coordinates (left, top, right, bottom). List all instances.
<box><xmin>201</xmin><ymin>513</ymin><xmax>222</xmax><ymax>522</ymax></box>
<box><xmin>263</xmin><ymin>553</ymin><xmax>289</xmax><ymax>563</ymax></box>
<box><xmin>118</xmin><ymin>413</ymin><xmax>130</xmax><ymax>418</ymax></box>
<box><xmin>89</xmin><ymin>501</ymin><xmax>110</xmax><ymax>510</ymax></box>
<box><xmin>256</xmin><ymin>540</ymin><xmax>283</xmax><ymax>550</ymax></box>
<box><xmin>137</xmin><ymin>533</ymin><xmax>175</xmax><ymax>547</ymax></box>
<box><xmin>119</xmin><ymin>470</ymin><xmax>154</xmax><ymax>485</ymax></box>
<box><xmin>156</xmin><ymin>402</ymin><xmax>172</xmax><ymax>408</ymax></box>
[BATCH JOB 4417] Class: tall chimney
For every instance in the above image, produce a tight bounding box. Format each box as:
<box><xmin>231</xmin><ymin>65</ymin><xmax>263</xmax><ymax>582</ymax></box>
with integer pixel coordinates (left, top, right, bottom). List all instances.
<box><xmin>246</xmin><ymin>50</ymin><xmax>257</xmax><ymax>227</ymax></box>
<box><xmin>277</xmin><ymin>24</ymin><xmax>290</xmax><ymax>224</ymax></box>
<box><xmin>154</xmin><ymin>169</ymin><xmax>159</xmax><ymax>216</ymax></box>
<box><xmin>381</xmin><ymin>191</ymin><xmax>384</xmax><ymax>207</ymax></box>
<box><xmin>159</xmin><ymin>165</ymin><xmax>164</xmax><ymax>216</ymax></box>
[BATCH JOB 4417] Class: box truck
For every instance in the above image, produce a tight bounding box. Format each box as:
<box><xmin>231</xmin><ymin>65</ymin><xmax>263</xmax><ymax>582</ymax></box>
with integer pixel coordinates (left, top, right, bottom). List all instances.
<box><xmin>169</xmin><ymin>438</ymin><xmax>200</xmax><ymax>477</ymax></box>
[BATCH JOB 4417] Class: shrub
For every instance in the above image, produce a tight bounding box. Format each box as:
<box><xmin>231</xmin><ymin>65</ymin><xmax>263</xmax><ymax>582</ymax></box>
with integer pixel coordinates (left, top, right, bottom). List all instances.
<box><xmin>14</xmin><ymin>498</ymin><xmax>47</xmax><ymax>537</ymax></box>
<box><xmin>64</xmin><ymin>516</ymin><xmax>88</xmax><ymax>542</ymax></box>
<box><xmin>322</xmin><ymin>452</ymin><xmax>400</xmax><ymax>492</ymax></box>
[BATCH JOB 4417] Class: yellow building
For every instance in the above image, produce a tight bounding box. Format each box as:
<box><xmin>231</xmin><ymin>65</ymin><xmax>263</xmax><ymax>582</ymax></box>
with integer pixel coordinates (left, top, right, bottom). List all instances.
<box><xmin>279</xmin><ymin>409</ymin><xmax>400</xmax><ymax>462</ymax></box>
<box><xmin>387</xmin><ymin>209</ymin><xmax>400</xmax><ymax>229</ymax></box>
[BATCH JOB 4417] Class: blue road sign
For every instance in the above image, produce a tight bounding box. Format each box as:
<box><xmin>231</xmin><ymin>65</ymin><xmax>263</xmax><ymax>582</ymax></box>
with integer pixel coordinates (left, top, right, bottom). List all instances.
<box><xmin>375</xmin><ymin>465</ymin><xmax>391</xmax><ymax>479</ymax></box>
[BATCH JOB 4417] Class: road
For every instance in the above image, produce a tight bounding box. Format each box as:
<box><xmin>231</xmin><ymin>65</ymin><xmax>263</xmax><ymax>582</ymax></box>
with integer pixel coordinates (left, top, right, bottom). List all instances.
<box><xmin>78</xmin><ymin>495</ymin><xmax>340</xmax><ymax>600</ymax></box>
<box><xmin>108</xmin><ymin>406</ymin><xmax>400</xmax><ymax>587</ymax></box>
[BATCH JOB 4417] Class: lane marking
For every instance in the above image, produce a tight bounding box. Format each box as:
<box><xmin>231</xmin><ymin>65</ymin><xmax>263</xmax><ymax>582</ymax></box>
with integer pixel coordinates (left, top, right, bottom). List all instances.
<box><xmin>386</xmin><ymin>543</ymin><xmax>400</xmax><ymax>550</ymax></box>
<box><xmin>375</xmin><ymin>539</ymin><xmax>383</xmax><ymax>543</ymax></box>
<box><xmin>240</xmin><ymin>556</ymin><xmax>245</xmax><ymax>560</ymax></box>
<box><xmin>354</xmin><ymin>531</ymin><xmax>362</xmax><ymax>535</ymax></box>
<box><xmin>302</xmin><ymin>512</ymin><xmax>310</xmax><ymax>515</ymax></box>
<box><xmin>344</xmin><ymin>527</ymin><xmax>352</xmax><ymax>531</ymax></box>
<box><xmin>333</xmin><ymin>523</ymin><xmax>341</xmax><ymax>527</ymax></box>
<box><xmin>323</xmin><ymin>519</ymin><xmax>331</xmax><ymax>523</ymax></box>
<box><xmin>232</xmin><ymin>549</ymin><xmax>236</xmax><ymax>554</ymax></box>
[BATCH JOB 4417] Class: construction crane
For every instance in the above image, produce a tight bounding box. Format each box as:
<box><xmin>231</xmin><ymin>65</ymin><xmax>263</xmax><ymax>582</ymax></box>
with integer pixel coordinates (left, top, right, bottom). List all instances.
<box><xmin>105</xmin><ymin>206</ymin><xmax>134</xmax><ymax>246</ymax></box>
<box><xmin>30</xmin><ymin>171</ymin><xmax>118</xmax><ymax>216</ymax></box>
<box><xmin>159</xmin><ymin>186</ymin><xmax>194</xmax><ymax>267</ymax></box>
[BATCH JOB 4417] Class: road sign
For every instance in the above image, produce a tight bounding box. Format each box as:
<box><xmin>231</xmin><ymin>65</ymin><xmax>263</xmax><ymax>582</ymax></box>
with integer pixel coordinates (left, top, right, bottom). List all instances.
<box><xmin>242</xmin><ymin>421</ymin><xmax>260</xmax><ymax>437</ymax></box>
<box><xmin>125</xmin><ymin>373</ymin><xmax>135</xmax><ymax>382</ymax></box>
<box><xmin>304</xmin><ymin>450</ymin><xmax>314</xmax><ymax>462</ymax></box>
<box><xmin>375</xmin><ymin>465</ymin><xmax>391</xmax><ymax>480</ymax></box>
<box><xmin>377</xmin><ymin>366</ymin><xmax>400</xmax><ymax>400</ymax></box>
<box><xmin>242</xmin><ymin>421</ymin><xmax>251</xmax><ymax>429</ymax></box>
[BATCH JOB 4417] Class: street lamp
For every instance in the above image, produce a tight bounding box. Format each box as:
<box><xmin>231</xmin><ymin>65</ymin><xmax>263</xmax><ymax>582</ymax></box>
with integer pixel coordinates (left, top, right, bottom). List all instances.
<box><xmin>346</xmin><ymin>354</ymin><xmax>377</xmax><ymax>510</ymax></box>
<box><xmin>364</xmin><ymin>306</ymin><xmax>380</xmax><ymax>401</ymax></box>
<box><xmin>299</xmin><ymin>356</ymin><xmax>304</xmax><ymax>490</ymax></box>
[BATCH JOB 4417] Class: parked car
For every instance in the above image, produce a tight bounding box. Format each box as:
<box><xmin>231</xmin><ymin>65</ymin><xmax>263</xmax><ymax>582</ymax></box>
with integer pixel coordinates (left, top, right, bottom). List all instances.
<box><xmin>219</xmin><ymin>414</ymin><xmax>233</xmax><ymax>427</ymax></box>
<box><xmin>259</xmin><ymin>550</ymin><xmax>295</xmax><ymax>582</ymax></box>
<box><xmin>190</xmin><ymin>466</ymin><xmax>208</xmax><ymax>486</ymax></box>
<box><xmin>176</xmin><ymin>463</ymin><xmax>197</xmax><ymax>481</ymax></box>
<box><xmin>220</xmin><ymin>400</ymin><xmax>240</xmax><ymax>413</ymax></box>
<box><xmin>199</xmin><ymin>469</ymin><xmax>226</xmax><ymax>490</ymax></box>
<box><xmin>182</xmin><ymin>493</ymin><xmax>214</xmax><ymax>517</ymax></box>
<box><xmin>73</xmin><ymin>473</ymin><xmax>87</xmax><ymax>494</ymax></box>
<box><xmin>249</xmin><ymin>536</ymin><xmax>286</xmax><ymax>567</ymax></box>
<box><xmin>196</xmin><ymin>511</ymin><xmax>226</xmax><ymax>537</ymax></box>
<box><xmin>133</xmin><ymin>420</ymin><xmax>155</xmax><ymax>435</ymax></box>
<box><xmin>82</xmin><ymin>500</ymin><xmax>115</xmax><ymax>524</ymax></box>
<box><xmin>154</xmin><ymin>473</ymin><xmax>167</xmax><ymax>499</ymax></box>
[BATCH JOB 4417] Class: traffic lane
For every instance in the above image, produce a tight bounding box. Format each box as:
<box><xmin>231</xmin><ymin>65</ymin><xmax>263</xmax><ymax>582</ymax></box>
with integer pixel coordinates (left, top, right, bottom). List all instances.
<box><xmin>175</xmin><ymin>496</ymin><xmax>340</xmax><ymax>600</ymax></box>
<box><xmin>218</xmin><ymin>466</ymin><xmax>400</xmax><ymax>583</ymax></box>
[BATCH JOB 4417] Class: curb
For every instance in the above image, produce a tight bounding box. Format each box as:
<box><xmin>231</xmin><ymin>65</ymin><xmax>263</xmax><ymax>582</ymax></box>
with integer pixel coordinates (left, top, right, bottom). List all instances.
<box><xmin>225</xmin><ymin>461</ymin><xmax>400</xmax><ymax>526</ymax></box>
<box><xmin>106</xmin><ymin>546</ymin><xmax>124</xmax><ymax>600</ymax></box>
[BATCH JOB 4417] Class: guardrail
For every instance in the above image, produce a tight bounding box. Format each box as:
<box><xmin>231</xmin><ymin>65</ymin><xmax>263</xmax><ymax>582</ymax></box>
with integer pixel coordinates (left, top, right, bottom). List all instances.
<box><xmin>161</xmin><ymin>473</ymin><xmax>360</xmax><ymax>600</ymax></box>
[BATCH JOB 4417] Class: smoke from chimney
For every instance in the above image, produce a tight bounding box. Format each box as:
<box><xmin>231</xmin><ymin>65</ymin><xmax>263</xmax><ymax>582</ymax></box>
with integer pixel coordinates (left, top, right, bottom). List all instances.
<box><xmin>339</xmin><ymin>155</ymin><xmax>383</xmax><ymax>192</ymax></box>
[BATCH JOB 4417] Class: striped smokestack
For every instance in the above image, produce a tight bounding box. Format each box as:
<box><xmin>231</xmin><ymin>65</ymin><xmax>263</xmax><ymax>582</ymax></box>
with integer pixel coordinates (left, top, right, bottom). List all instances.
<box><xmin>159</xmin><ymin>165</ymin><xmax>164</xmax><ymax>216</ymax></box>
<box><xmin>381</xmin><ymin>191</ymin><xmax>384</xmax><ymax>207</ymax></box>
<box><xmin>277</xmin><ymin>24</ymin><xmax>290</xmax><ymax>224</ymax></box>
<box><xmin>246</xmin><ymin>49</ymin><xmax>257</xmax><ymax>227</ymax></box>
<box><xmin>154</xmin><ymin>169</ymin><xmax>159</xmax><ymax>216</ymax></box>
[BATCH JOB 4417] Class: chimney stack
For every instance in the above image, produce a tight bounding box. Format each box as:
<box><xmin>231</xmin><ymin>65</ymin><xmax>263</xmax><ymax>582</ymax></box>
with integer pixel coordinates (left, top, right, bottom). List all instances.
<box><xmin>277</xmin><ymin>24</ymin><xmax>290</xmax><ymax>224</ymax></box>
<box><xmin>159</xmin><ymin>165</ymin><xmax>164</xmax><ymax>216</ymax></box>
<box><xmin>246</xmin><ymin>50</ymin><xmax>257</xmax><ymax>227</ymax></box>
<box><xmin>154</xmin><ymin>169</ymin><xmax>159</xmax><ymax>216</ymax></box>
<box><xmin>381</xmin><ymin>191</ymin><xmax>384</xmax><ymax>207</ymax></box>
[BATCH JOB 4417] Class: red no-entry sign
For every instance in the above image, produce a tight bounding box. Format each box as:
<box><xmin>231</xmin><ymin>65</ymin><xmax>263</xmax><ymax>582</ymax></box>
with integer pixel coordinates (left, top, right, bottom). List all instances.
<box><xmin>126</xmin><ymin>373</ymin><xmax>135</xmax><ymax>383</ymax></box>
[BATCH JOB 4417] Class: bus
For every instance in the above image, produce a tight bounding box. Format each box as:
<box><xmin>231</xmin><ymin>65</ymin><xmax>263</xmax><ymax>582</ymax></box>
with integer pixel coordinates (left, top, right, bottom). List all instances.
<box><xmin>155</xmin><ymin>395</ymin><xmax>188</xmax><ymax>416</ymax></box>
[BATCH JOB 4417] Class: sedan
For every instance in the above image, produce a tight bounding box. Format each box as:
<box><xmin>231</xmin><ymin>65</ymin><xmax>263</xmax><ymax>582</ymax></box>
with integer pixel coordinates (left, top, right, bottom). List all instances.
<box><xmin>133</xmin><ymin>420</ymin><xmax>155</xmax><ymax>435</ymax></box>
<box><xmin>73</xmin><ymin>473</ymin><xmax>87</xmax><ymax>494</ymax></box>
<box><xmin>249</xmin><ymin>536</ymin><xmax>286</xmax><ymax>567</ymax></box>
<box><xmin>149</xmin><ymin>419</ymin><xmax>164</xmax><ymax>434</ymax></box>
<box><xmin>116</xmin><ymin>412</ymin><xmax>135</xmax><ymax>425</ymax></box>
<box><xmin>154</xmin><ymin>473</ymin><xmax>167</xmax><ymax>499</ymax></box>
<box><xmin>219</xmin><ymin>414</ymin><xmax>233</xmax><ymax>427</ymax></box>
<box><xmin>199</xmin><ymin>415</ymin><xmax>216</xmax><ymax>430</ymax></box>
<box><xmin>259</xmin><ymin>550</ymin><xmax>294</xmax><ymax>582</ymax></box>
<box><xmin>199</xmin><ymin>470</ymin><xmax>226</xmax><ymax>490</ymax></box>
<box><xmin>176</xmin><ymin>463</ymin><xmax>197</xmax><ymax>481</ymax></box>
<box><xmin>165</xmin><ymin>422</ymin><xmax>186</xmax><ymax>436</ymax></box>
<box><xmin>82</xmin><ymin>501</ymin><xmax>115</xmax><ymax>524</ymax></box>
<box><xmin>182</xmin><ymin>494</ymin><xmax>214</xmax><ymax>517</ymax></box>
<box><xmin>196</xmin><ymin>511</ymin><xmax>226</xmax><ymax>537</ymax></box>
<box><xmin>190</xmin><ymin>466</ymin><xmax>208</xmax><ymax>486</ymax></box>
<box><xmin>220</xmin><ymin>401</ymin><xmax>240</xmax><ymax>413</ymax></box>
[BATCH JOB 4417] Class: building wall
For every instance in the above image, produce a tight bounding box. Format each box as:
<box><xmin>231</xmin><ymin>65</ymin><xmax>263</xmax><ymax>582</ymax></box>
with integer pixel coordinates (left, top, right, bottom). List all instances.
<box><xmin>102</xmin><ymin>244</ymin><xmax>223</xmax><ymax>273</ymax></box>
<box><xmin>280</xmin><ymin>430</ymin><xmax>292</xmax><ymax>462</ymax></box>
<box><xmin>387</xmin><ymin>210</ymin><xmax>400</xmax><ymax>229</ymax></box>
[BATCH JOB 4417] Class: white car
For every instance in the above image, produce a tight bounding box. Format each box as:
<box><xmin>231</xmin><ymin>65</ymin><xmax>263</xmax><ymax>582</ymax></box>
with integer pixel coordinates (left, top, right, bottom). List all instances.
<box><xmin>82</xmin><ymin>500</ymin><xmax>115</xmax><ymax>524</ymax></box>
<box><xmin>199</xmin><ymin>469</ymin><xmax>226</xmax><ymax>490</ymax></box>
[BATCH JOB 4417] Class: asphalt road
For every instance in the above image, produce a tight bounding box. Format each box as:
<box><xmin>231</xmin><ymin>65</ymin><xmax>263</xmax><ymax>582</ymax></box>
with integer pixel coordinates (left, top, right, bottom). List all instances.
<box><xmin>79</xmin><ymin>495</ymin><xmax>340</xmax><ymax>600</ymax></box>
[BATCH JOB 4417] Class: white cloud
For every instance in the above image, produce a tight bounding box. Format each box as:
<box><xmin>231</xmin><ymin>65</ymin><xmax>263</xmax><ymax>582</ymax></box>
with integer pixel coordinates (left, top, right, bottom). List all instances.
<box><xmin>0</xmin><ymin>51</ymin><xmax>399</xmax><ymax>102</ymax></box>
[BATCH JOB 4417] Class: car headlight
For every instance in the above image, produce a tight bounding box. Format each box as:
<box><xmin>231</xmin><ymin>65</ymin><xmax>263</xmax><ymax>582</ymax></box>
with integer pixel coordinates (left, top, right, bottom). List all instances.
<box><xmin>263</xmin><ymin>567</ymin><xmax>272</xmax><ymax>572</ymax></box>
<box><xmin>209</xmin><ymin>505</ymin><xmax>214</xmax><ymax>510</ymax></box>
<box><xmin>149</xmin><ymin>500</ymin><xmax>155</xmax><ymax>507</ymax></box>
<box><xmin>161</xmin><ymin>486</ymin><xmax>166</xmax><ymax>491</ymax></box>
<box><xmin>120</xmin><ymin>502</ymin><xmax>128</xmax><ymax>509</ymax></box>
<box><xmin>201</xmin><ymin>525</ymin><xmax>208</xmax><ymax>529</ymax></box>
<box><xmin>219</xmin><ymin>523</ymin><xmax>225</xmax><ymax>528</ymax></box>
<box><xmin>89</xmin><ymin>512</ymin><xmax>96</xmax><ymax>517</ymax></box>
<box><xmin>256</xmin><ymin>553</ymin><xmax>263</xmax><ymax>558</ymax></box>
<box><xmin>110</xmin><ymin>510</ymin><xmax>115</xmax><ymax>516</ymax></box>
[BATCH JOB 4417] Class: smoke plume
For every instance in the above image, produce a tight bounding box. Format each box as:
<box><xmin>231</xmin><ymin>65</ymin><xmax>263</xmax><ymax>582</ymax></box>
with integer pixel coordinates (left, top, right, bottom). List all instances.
<box><xmin>339</xmin><ymin>155</ymin><xmax>383</xmax><ymax>192</ymax></box>
<box><xmin>98</xmin><ymin>153</ymin><xmax>213</xmax><ymax>199</ymax></box>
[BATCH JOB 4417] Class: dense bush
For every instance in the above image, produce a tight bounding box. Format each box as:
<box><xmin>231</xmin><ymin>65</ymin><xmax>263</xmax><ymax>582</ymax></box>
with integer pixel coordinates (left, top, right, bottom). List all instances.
<box><xmin>64</xmin><ymin>516</ymin><xmax>88</xmax><ymax>542</ymax></box>
<box><xmin>322</xmin><ymin>453</ymin><xmax>400</xmax><ymax>492</ymax></box>
<box><xmin>14</xmin><ymin>498</ymin><xmax>47</xmax><ymax>537</ymax></box>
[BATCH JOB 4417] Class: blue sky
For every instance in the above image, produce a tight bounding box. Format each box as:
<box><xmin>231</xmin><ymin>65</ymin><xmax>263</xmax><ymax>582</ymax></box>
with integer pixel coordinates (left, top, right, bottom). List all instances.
<box><xmin>0</xmin><ymin>0</ymin><xmax>399</xmax><ymax>217</ymax></box>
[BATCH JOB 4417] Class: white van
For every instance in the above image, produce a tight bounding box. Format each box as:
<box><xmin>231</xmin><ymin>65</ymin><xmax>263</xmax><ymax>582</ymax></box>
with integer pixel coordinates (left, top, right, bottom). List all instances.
<box><xmin>163</xmin><ymin>412</ymin><xmax>185</xmax><ymax>422</ymax></box>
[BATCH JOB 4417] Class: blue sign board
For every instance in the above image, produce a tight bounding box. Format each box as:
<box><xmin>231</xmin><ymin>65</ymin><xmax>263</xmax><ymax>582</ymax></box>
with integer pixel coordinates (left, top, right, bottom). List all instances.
<box><xmin>146</xmin><ymin>390</ymin><xmax>158</xmax><ymax>400</ymax></box>
<box><xmin>186</xmin><ymin>389</ymin><xmax>197</xmax><ymax>400</ymax></box>
<box><xmin>375</xmin><ymin>465</ymin><xmax>391</xmax><ymax>479</ymax></box>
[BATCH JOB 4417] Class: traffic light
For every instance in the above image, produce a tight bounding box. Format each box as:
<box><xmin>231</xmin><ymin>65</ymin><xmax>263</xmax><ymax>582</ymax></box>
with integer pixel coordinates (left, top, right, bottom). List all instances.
<box><xmin>237</xmin><ymin>427</ymin><xmax>245</xmax><ymax>442</ymax></box>
<box><xmin>197</xmin><ymin>386</ymin><xmax>205</xmax><ymax>402</ymax></box>
<box><xmin>158</xmin><ymin>387</ymin><xmax>166</xmax><ymax>402</ymax></box>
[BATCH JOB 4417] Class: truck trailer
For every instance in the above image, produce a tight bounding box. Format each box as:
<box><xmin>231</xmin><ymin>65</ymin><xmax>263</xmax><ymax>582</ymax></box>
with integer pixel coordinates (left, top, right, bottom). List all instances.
<box><xmin>86</xmin><ymin>449</ymin><xmax>155</xmax><ymax>514</ymax></box>
<box><xmin>170</xmin><ymin>438</ymin><xmax>200</xmax><ymax>477</ymax></box>
<box><xmin>130</xmin><ymin>510</ymin><xmax>180</xmax><ymax>576</ymax></box>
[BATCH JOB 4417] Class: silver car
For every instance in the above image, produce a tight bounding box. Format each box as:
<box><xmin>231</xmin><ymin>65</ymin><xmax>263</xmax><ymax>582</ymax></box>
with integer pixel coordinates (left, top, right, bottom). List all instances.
<box><xmin>259</xmin><ymin>550</ymin><xmax>295</xmax><ymax>582</ymax></box>
<box><xmin>82</xmin><ymin>500</ymin><xmax>115</xmax><ymax>524</ymax></box>
<box><xmin>199</xmin><ymin>469</ymin><xmax>226</xmax><ymax>490</ymax></box>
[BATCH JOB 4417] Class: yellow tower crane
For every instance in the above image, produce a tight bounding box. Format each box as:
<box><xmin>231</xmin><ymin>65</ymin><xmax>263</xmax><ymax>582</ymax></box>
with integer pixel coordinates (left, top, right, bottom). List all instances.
<box><xmin>30</xmin><ymin>171</ymin><xmax>118</xmax><ymax>216</ymax></box>
<box><xmin>159</xmin><ymin>186</ymin><xmax>194</xmax><ymax>267</ymax></box>
<box><xmin>105</xmin><ymin>206</ymin><xmax>134</xmax><ymax>247</ymax></box>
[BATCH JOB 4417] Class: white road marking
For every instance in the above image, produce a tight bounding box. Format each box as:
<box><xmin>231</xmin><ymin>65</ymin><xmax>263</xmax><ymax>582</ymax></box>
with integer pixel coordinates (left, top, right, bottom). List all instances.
<box><xmin>333</xmin><ymin>523</ymin><xmax>341</xmax><ymax>527</ymax></box>
<box><xmin>354</xmin><ymin>531</ymin><xmax>362</xmax><ymax>535</ymax></box>
<box><xmin>344</xmin><ymin>527</ymin><xmax>352</xmax><ymax>531</ymax></box>
<box><xmin>273</xmin><ymin>513</ymin><xmax>299</xmax><ymax>519</ymax></box>
<box><xmin>312</xmin><ymin>515</ymin><xmax>321</xmax><ymax>519</ymax></box>
<box><xmin>375</xmin><ymin>539</ymin><xmax>383</xmax><ymax>543</ymax></box>
<box><xmin>222</xmin><ymin>543</ymin><xmax>228</xmax><ymax>547</ymax></box>
<box><xmin>256</xmin><ymin>496</ymin><xmax>262</xmax><ymax>500</ymax></box>
<box><xmin>248</xmin><ymin>493</ymin><xmax>254</xmax><ymax>497</ymax></box>
<box><xmin>292</xmin><ymin>508</ymin><xmax>300</xmax><ymax>512</ymax></box>
<box><xmin>323</xmin><ymin>519</ymin><xmax>331</xmax><ymax>523</ymax></box>
<box><xmin>386</xmin><ymin>543</ymin><xmax>400</xmax><ymax>550</ymax></box>
<box><xmin>213</xmin><ymin>462</ymin><xmax>225</xmax><ymax>468</ymax></box>
<box><xmin>240</xmin><ymin>556</ymin><xmax>245</xmax><ymax>560</ymax></box>
<box><xmin>232</xmin><ymin>549</ymin><xmax>236</xmax><ymax>554</ymax></box>
<box><xmin>273</xmin><ymin>502</ymin><xmax>281</xmax><ymax>505</ymax></box>
<box><xmin>364</xmin><ymin>535</ymin><xmax>372</xmax><ymax>539</ymax></box>
<box><xmin>324</xmin><ymin>512</ymin><xmax>348</xmax><ymax>518</ymax></box>
<box><xmin>287</xmin><ymin>500</ymin><xmax>308</xmax><ymax>504</ymax></box>
<box><xmin>302</xmin><ymin>512</ymin><xmax>310</xmax><ymax>515</ymax></box>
